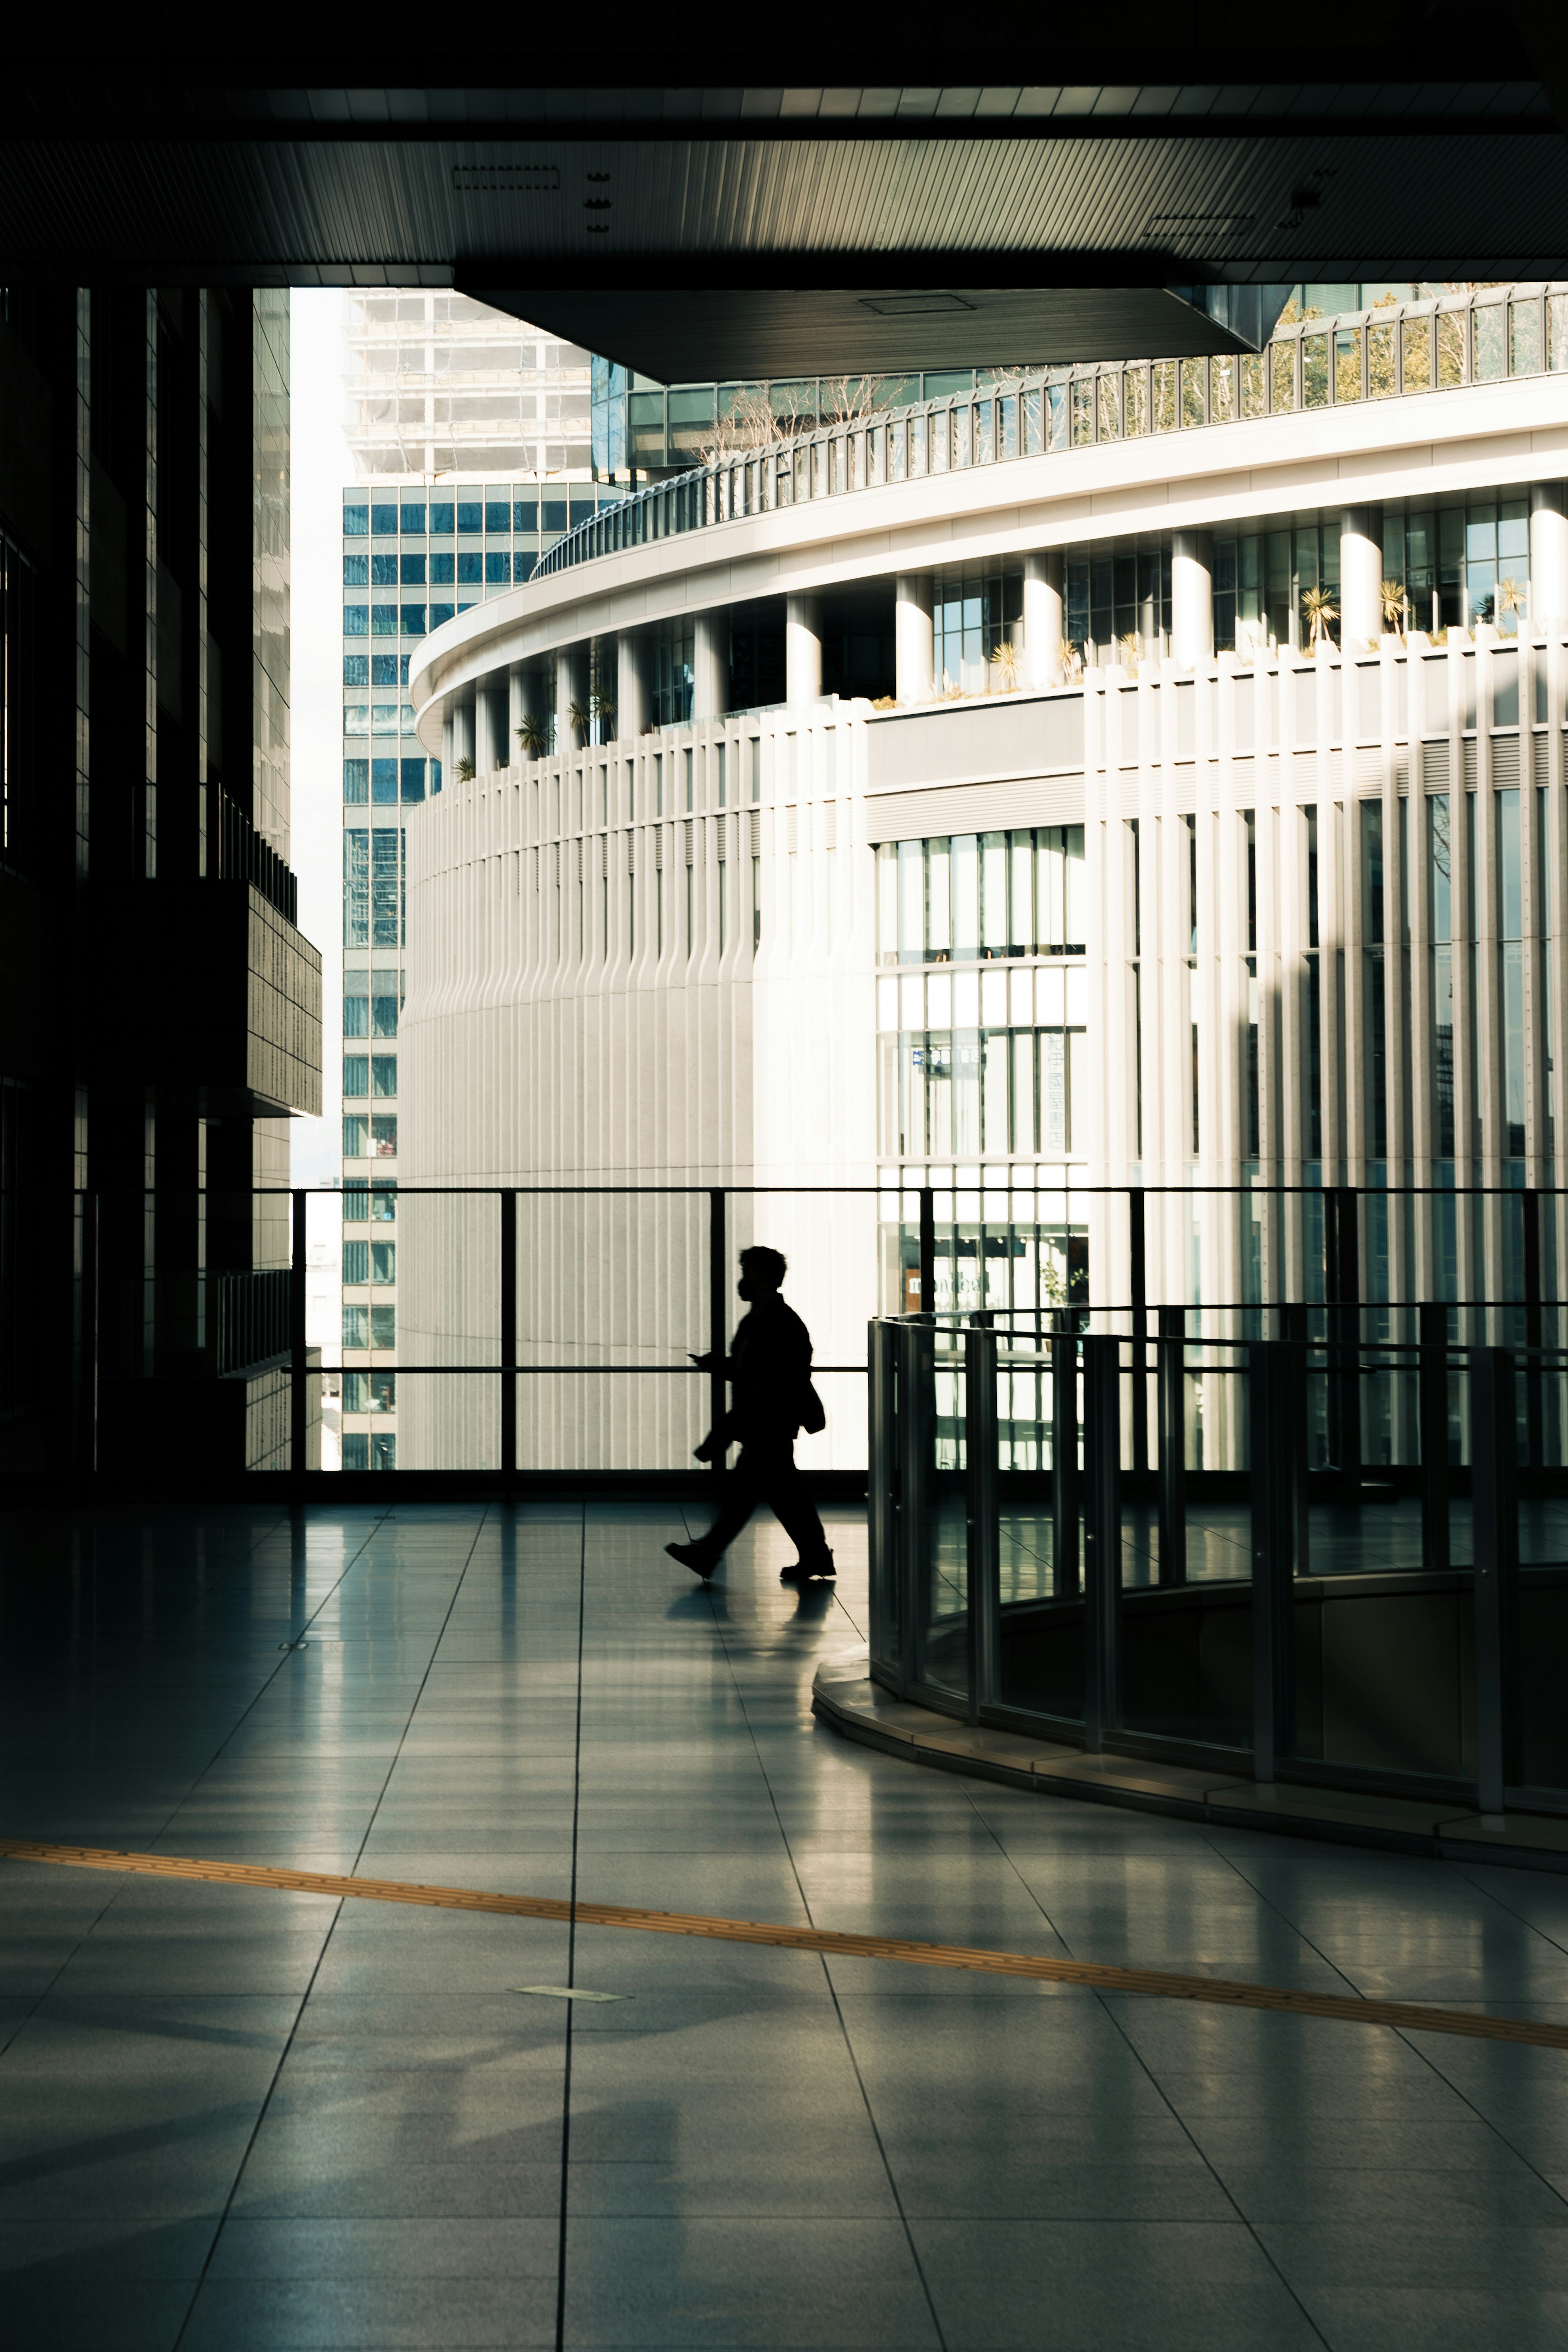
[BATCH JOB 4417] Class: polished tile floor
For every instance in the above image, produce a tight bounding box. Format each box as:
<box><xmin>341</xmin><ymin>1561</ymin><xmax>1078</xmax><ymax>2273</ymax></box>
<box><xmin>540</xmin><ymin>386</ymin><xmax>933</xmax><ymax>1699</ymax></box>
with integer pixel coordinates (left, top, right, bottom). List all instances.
<box><xmin>2</xmin><ymin>1499</ymin><xmax>1567</xmax><ymax>2349</ymax></box>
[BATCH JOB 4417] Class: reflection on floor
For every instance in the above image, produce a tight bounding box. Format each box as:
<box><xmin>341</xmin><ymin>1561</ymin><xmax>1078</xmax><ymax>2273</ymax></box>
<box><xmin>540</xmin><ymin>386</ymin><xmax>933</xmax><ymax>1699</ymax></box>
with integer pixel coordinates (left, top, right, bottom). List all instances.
<box><xmin>1</xmin><ymin>1499</ymin><xmax>1566</xmax><ymax>2350</ymax></box>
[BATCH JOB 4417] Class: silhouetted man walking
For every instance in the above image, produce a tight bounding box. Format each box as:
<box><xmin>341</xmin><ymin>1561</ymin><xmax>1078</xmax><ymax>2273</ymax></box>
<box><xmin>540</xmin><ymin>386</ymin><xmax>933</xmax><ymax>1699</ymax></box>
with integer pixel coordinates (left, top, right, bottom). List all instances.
<box><xmin>666</xmin><ymin>1246</ymin><xmax>836</xmax><ymax>1582</ymax></box>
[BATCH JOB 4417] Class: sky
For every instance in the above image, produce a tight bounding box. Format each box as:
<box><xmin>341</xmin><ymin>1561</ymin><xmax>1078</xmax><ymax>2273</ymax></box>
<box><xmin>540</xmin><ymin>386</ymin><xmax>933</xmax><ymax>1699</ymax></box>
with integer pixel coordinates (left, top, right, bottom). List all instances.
<box><xmin>289</xmin><ymin>288</ymin><xmax>350</xmax><ymax>1188</ymax></box>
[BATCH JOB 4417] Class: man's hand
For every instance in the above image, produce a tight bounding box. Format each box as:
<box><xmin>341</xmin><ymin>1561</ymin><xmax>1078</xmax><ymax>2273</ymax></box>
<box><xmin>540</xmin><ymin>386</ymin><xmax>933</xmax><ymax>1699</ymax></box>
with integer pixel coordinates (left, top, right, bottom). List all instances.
<box><xmin>688</xmin><ymin>1350</ymin><xmax>714</xmax><ymax>1372</ymax></box>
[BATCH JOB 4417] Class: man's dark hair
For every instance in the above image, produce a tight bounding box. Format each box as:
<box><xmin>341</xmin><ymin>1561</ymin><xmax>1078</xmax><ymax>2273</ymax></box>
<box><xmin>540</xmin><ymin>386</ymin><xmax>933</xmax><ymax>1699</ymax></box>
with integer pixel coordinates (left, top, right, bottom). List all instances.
<box><xmin>740</xmin><ymin>1245</ymin><xmax>787</xmax><ymax>1289</ymax></box>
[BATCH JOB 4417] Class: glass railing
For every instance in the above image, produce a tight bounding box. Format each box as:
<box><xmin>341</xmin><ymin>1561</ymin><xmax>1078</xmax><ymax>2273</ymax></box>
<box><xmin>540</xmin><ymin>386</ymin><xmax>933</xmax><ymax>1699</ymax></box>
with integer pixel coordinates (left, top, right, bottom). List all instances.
<box><xmin>869</xmin><ymin>1294</ymin><xmax>1568</xmax><ymax>1816</ymax></box>
<box><xmin>537</xmin><ymin>283</ymin><xmax>1568</xmax><ymax>587</ymax></box>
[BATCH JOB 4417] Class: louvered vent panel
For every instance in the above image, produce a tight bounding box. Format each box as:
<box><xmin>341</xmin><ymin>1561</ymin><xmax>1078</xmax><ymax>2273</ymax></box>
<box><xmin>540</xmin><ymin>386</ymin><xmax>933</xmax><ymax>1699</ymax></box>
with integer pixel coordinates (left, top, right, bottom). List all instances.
<box><xmin>1463</xmin><ymin>739</ymin><xmax>1479</xmax><ymax>788</ymax></box>
<box><xmin>1422</xmin><ymin>741</ymin><xmax>1450</xmax><ymax>789</ymax></box>
<box><xmin>1492</xmin><ymin>737</ymin><xmax>1521</xmax><ymax>787</ymax></box>
<box><xmin>684</xmin><ymin>819</ymin><xmax>695</xmax><ymax>866</ymax></box>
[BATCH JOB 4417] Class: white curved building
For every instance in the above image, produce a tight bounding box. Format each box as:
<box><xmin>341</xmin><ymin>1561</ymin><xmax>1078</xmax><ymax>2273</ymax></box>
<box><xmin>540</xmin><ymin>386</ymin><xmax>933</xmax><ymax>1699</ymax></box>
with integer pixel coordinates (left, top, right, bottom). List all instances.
<box><xmin>404</xmin><ymin>286</ymin><xmax>1568</xmax><ymax>1472</ymax></box>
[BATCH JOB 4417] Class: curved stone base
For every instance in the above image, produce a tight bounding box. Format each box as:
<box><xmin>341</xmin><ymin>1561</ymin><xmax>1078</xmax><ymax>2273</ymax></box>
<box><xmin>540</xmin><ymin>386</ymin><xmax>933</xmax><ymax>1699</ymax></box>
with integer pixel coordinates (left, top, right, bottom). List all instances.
<box><xmin>812</xmin><ymin>1649</ymin><xmax>1568</xmax><ymax>1876</ymax></box>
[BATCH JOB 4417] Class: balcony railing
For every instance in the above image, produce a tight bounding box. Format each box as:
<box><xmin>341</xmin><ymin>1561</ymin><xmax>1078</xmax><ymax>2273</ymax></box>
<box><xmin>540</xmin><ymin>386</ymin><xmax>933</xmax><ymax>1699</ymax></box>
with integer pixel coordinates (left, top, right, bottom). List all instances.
<box><xmin>215</xmin><ymin>789</ymin><xmax>298</xmax><ymax>924</ymax></box>
<box><xmin>213</xmin><ymin>1267</ymin><xmax>292</xmax><ymax>1376</ymax></box>
<box><xmin>537</xmin><ymin>282</ymin><xmax>1568</xmax><ymax>587</ymax></box>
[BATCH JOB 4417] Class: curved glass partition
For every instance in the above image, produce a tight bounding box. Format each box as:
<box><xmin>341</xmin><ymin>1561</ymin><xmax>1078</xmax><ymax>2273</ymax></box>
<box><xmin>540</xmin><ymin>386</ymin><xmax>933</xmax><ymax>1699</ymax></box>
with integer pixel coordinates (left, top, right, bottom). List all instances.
<box><xmin>867</xmin><ymin>1285</ymin><xmax>1568</xmax><ymax>1820</ymax></box>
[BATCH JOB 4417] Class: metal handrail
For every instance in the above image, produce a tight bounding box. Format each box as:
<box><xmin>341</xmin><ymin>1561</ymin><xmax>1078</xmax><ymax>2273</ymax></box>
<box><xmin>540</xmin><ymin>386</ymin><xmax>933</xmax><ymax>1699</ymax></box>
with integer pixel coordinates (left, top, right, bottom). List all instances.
<box><xmin>537</xmin><ymin>281</ymin><xmax>1568</xmax><ymax>586</ymax></box>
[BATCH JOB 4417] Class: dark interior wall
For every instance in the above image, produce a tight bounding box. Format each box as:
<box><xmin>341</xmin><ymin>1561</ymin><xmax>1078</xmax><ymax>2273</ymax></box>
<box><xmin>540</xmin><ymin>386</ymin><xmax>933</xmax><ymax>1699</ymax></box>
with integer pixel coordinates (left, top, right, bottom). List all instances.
<box><xmin>725</xmin><ymin>584</ymin><xmax>896</xmax><ymax>712</ymax></box>
<box><xmin>821</xmin><ymin>584</ymin><xmax>895</xmax><ymax>702</ymax></box>
<box><xmin>0</xmin><ymin>285</ymin><xmax>311</xmax><ymax>1475</ymax></box>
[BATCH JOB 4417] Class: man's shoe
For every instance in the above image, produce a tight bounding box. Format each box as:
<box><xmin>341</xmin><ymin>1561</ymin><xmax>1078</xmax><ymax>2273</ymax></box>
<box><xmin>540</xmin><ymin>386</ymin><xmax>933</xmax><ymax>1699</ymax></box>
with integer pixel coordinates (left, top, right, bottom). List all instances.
<box><xmin>666</xmin><ymin>1540</ymin><xmax>715</xmax><ymax>1579</ymax></box>
<box><xmin>780</xmin><ymin>1549</ymin><xmax>836</xmax><ymax>1581</ymax></box>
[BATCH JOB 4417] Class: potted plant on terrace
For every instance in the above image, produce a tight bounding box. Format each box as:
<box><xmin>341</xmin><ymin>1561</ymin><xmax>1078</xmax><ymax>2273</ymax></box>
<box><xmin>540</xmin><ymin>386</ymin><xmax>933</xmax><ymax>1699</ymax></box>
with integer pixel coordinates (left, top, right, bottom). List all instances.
<box><xmin>1302</xmin><ymin>586</ymin><xmax>1339</xmax><ymax>655</ymax></box>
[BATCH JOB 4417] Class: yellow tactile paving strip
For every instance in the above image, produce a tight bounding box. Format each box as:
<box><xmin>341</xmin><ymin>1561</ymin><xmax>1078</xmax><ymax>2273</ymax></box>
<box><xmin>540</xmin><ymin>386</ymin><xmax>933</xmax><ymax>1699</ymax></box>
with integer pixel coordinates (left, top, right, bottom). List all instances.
<box><xmin>4</xmin><ymin>1838</ymin><xmax>1566</xmax><ymax>2052</ymax></box>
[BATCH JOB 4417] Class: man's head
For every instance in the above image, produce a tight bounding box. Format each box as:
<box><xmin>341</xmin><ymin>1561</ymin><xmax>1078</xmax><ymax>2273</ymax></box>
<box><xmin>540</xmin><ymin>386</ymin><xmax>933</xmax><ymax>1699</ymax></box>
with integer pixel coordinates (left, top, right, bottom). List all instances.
<box><xmin>737</xmin><ymin>1245</ymin><xmax>787</xmax><ymax>1301</ymax></box>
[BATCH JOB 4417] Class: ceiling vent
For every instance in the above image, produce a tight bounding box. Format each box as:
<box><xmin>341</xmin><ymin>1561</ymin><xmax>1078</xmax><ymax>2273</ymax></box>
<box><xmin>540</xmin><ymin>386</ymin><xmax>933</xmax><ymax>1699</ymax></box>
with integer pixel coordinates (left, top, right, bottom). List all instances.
<box><xmin>452</xmin><ymin>165</ymin><xmax>561</xmax><ymax>194</ymax></box>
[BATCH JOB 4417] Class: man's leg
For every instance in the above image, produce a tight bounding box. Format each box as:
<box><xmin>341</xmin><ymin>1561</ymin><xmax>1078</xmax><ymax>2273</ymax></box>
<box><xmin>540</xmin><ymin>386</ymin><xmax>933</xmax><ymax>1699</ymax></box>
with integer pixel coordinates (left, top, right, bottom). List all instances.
<box><xmin>667</xmin><ymin>1448</ymin><xmax>764</xmax><ymax>1575</ymax></box>
<box><xmin>762</xmin><ymin>1446</ymin><xmax>835</xmax><ymax>1574</ymax></box>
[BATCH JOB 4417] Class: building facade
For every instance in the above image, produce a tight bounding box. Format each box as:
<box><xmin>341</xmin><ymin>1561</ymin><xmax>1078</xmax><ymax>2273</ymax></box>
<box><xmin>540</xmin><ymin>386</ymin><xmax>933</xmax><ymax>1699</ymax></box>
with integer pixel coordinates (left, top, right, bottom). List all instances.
<box><xmin>0</xmin><ymin>286</ymin><xmax>321</xmax><ymax>1476</ymax></box>
<box><xmin>403</xmin><ymin>284</ymin><xmax>1568</xmax><ymax>1473</ymax></box>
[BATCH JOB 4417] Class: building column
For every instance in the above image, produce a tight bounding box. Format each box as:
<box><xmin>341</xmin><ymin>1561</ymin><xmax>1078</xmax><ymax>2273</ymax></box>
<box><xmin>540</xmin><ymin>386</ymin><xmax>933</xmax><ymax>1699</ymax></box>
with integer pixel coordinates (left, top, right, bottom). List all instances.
<box><xmin>453</xmin><ymin>697</ymin><xmax>476</xmax><ymax>770</ymax></box>
<box><xmin>557</xmin><ymin>646</ymin><xmax>587</xmax><ymax>746</ymax></box>
<box><xmin>693</xmin><ymin>611</ymin><xmax>726</xmax><ymax>722</ymax></box>
<box><xmin>1022</xmin><ymin>552</ymin><xmax>1065</xmax><ymax>686</ymax></box>
<box><xmin>617</xmin><ymin>631</ymin><xmax>650</xmax><ymax>739</ymax></box>
<box><xmin>1532</xmin><ymin>483</ymin><xmax>1568</xmax><ymax>626</ymax></box>
<box><xmin>441</xmin><ymin>710</ymin><xmax>454</xmax><ymax>776</ymax></box>
<box><xmin>786</xmin><ymin>593</ymin><xmax>822</xmax><ymax>706</ymax></box>
<box><xmin>1171</xmin><ymin>530</ymin><xmax>1214</xmax><ymax>668</ymax></box>
<box><xmin>895</xmin><ymin>572</ymin><xmax>933</xmax><ymax>701</ymax></box>
<box><xmin>1339</xmin><ymin>507</ymin><xmax>1383</xmax><ymax>652</ymax></box>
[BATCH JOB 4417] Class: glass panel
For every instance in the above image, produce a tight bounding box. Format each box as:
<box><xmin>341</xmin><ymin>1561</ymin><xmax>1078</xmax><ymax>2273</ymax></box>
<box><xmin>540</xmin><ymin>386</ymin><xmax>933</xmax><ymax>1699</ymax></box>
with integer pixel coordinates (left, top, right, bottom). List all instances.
<box><xmin>1368</xmin><ymin>322</ymin><xmax>1396</xmax><ymax>396</ymax></box>
<box><xmin>1022</xmin><ymin>387</ymin><xmax>1044</xmax><ymax>454</ymax></box>
<box><xmin>996</xmin><ymin>1333</ymin><xmax>1084</xmax><ymax>1719</ymax></box>
<box><xmin>1098</xmin><ymin>377</ymin><xmax>1120</xmax><ymax>441</ymax></box>
<box><xmin>1303</xmin><ymin>334</ymin><xmax>1329</xmax><ymax>408</ymax></box>
<box><xmin>1180</xmin><ymin>358</ymin><xmax>1205</xmax><ymax>428</ymax></box>
<box><xmin>1550</xmin><ymin>294</ymin><xmax>1568</xmax><ymax>374</ymax></box>
<box><xmin>1071</xmin><ymin>380</ymin><xmax>1094</xmax><ymax>446</ymax></box>
<box><xmin>1437</xmin><ymin>310</ymin><xmax>1466</xmax><ymax>388</ymax></box>
<box><xmin>1402</xmin><ymin>315</ymin><xmax>1431</xmax><ymax>392</ymax></box>
<box><xmin>916</xmin><ymin>1341</ymin><xmax>970</xmax><ymax>1702</ymax></box>
<box><xmin>1511</xmin><ymin>300</ymin><xmax>1544</xmax><ymax>377</ymax></box>
<box><xmin>1270</xmin><ymin>341</ymin><xmax>1296</xmax><ymax>413</ymax></box>
<box><xmin>1474</xmin><ymin>301</ymin><xmax>1506</xmax><ymax>381</ymax></box>
<box><xmin>1335</xmin><ymin>327</ymin><xmax>1362</xmax><ymax>402</ymax></box>
<box><xmin>1124</xmin><ymin>369</ymin><xmax>1148</xmax><ymax>436</ymax></box>
<box><xmin>1209</xmin><ymin>356</ymin><xmax>1234</xmax><ymax>423</ymax></box>
<box><xmin>1240</xmin><ymin>354</ymin><xmax>1265</xmax><ymax>418</ymax></box>
<box><xmin>1152</xmin><ymin>361</ymin><xmax>1178</xmax><ymax>432</ymax></box>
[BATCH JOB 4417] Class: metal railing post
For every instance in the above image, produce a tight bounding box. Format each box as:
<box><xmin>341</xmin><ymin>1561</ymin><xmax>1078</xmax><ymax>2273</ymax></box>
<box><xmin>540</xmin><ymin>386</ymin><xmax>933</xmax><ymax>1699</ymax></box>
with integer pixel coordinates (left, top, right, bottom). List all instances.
<box><xmin>918</xmin><ymin>1185</ymin><xmax>935</xmax><ymax>1319</ymax></box>
<box><xmin>1082</xmin><ymin>1334</ymin><xmax>1122</xmax><ymax>1753</ymax></box>
<box><xmin>77</xmin><ymin>1189</ymin><xmax>99</xmax><ymax>1475</ymax></box>
<box><xmin>896</xmin><ymin>1318</ymin><xmax>933</xmax><ymax>1693</ymax></box>
<box><xmin>1471</xmin><ymin>1345</ymin><xmax>1520</xmax><ymax>1815</ymax></box>
<box><xmin>1129</xmin><ymin>1188</ymin><xmax>1148</xmax><ymax>1475</ymax></box>
<box><xmin>1051</xmin><ymin>1313</ymin><xmax>1080</xmax><ymax>1598</ymax></box>
<box><xmin>289</xmin><ymin>1187</ymin><xmax>307</xmax><ymax>1482</ymax></box>
<box><xmin>1250</xmin><ymin>1341</ymin><xmax>1300</xmax><ymax>1784</ymax></box>
<box><xmin>707</xmin><ymin>1189</ymin><xmax>727</xmax><ymax>1471</ymax></box>
<box><xmin>1523</xmin><ymin>1188</ymin><xmax>1543</xmax><ymax>1473</ymax></box>
<box><xmin>1329</xmin><ymin>1187</ymin><xmax>1362</xmax><ymax>1485</ymax></box>
<box><xmin>1156</xmin><ymin>1303</ymin><xmax>1187</xmax><ymax>1586</ymax></box>
<box><xmin>867</xmin><ymin>1320</ymin><xmax>899</xmax><ymax>1674</ymax></box>
<box><xmin>1419</xmin><ymin>1301</ymin><xmax>1451</xmax><ymax>1573</ymax></box>
<box><xmin>500</xmin><ymin>1190</ymin><xmax>517</xmax><ymax>1483</ymax></box>
<box><xmin>964</xmin><ymin>1325</ymin><xmax>999</xmax><ymax>1722</ymax></box>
